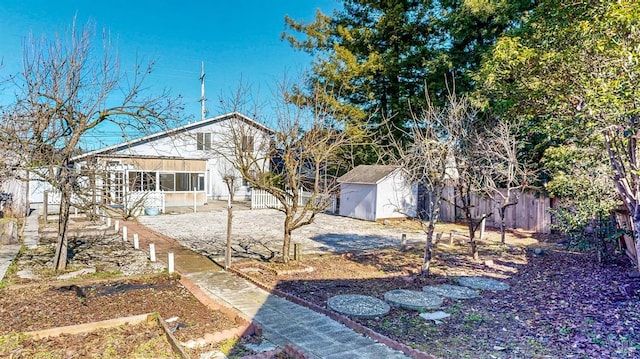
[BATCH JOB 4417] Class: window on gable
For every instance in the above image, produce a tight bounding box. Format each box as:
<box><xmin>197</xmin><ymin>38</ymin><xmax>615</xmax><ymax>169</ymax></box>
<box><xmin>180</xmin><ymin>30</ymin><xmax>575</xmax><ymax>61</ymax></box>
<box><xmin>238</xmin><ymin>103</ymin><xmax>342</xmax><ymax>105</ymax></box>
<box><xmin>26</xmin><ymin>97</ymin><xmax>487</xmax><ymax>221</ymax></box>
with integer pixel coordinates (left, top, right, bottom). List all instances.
<box><xmin>197</xmin><ymin>132</ymin><xmax>211</xmax><ymax>150</ymax></box>
<box><xmin>241</xmin><ymin>135</ymin><xmax>254</xmax><ymax>152</ymax></box>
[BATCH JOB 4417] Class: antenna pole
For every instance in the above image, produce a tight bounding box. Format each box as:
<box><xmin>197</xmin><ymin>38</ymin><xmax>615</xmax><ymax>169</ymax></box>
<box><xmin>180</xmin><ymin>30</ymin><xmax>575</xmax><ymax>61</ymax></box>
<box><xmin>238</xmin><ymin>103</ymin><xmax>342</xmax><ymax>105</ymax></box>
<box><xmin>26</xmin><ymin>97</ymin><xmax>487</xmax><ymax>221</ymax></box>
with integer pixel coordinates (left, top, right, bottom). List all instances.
<box><xmin>200</xmin><ymin>61</ymin><xmax>206</xmax><ymax>121</ymax></box>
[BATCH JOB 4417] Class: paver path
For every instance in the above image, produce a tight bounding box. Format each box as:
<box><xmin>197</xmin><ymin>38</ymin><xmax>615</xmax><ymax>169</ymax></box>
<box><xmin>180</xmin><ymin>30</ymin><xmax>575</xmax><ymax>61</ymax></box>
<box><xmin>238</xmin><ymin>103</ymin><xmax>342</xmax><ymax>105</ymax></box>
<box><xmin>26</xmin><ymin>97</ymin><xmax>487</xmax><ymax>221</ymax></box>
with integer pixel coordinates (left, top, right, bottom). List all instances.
<box><xmin>125</xmin><ymin>221</ymin><xmax>411</xmax><ymax>358</ymax></box>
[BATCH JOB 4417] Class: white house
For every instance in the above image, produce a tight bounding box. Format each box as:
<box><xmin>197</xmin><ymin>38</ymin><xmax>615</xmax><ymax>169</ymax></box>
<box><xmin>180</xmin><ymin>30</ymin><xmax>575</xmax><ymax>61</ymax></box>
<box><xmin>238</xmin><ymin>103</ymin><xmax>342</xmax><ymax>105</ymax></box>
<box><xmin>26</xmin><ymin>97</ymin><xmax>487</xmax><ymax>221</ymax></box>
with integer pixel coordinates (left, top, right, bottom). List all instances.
<box><xmin>337</xmin><ymin>165</ymin><xmax>417</xmax><ymax>221</ymax></box>
<box><xmin>68</xmin><ymin>112</ymin><xmax>273</xmax><ymax>209</ymax></box>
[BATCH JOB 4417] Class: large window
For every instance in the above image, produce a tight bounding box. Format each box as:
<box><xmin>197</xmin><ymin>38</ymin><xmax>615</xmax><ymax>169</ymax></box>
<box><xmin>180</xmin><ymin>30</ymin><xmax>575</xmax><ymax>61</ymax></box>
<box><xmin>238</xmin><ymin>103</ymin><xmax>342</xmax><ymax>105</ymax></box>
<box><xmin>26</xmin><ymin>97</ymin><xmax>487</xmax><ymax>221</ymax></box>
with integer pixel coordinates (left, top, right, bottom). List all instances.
<box><xmin>128</xmin><ymin>171</ymin><xmax>156</xmax><ymax>191</ymax></box>
<box><xmin>174</xmin><ymin>172</ymin><xmax>205</xmax><ymax>191</ymax></box>
<box><xmin>197</xmin><ymin>132</ymin><xmax>211</xmax><ymax>150</ymax></box>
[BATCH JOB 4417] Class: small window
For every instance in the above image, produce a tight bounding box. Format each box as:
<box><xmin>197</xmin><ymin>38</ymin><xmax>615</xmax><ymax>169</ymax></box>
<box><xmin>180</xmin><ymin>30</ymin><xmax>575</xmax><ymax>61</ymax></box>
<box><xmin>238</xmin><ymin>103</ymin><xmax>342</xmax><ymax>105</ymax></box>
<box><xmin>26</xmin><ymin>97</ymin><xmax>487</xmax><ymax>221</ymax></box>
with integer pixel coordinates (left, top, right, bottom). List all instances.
<box><xmin>197</xmin><ymin>133</ymin><xmax>211</xmax><ymax>150</ymax></box>
<box><xmin>241</xmin><ymin>135</ymin><xmax>254</xmax><ymax>152</ymax></box>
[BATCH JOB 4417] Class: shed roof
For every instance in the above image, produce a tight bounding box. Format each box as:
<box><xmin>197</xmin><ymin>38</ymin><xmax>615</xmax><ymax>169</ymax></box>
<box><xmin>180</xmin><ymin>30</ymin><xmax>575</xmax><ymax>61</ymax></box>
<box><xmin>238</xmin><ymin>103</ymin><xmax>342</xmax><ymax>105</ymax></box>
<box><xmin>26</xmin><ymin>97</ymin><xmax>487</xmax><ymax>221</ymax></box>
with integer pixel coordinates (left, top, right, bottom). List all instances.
<box><xmin>337</xmin><ymin>165</ymin><xmax>400</xmax><ymax>185</ymax></box>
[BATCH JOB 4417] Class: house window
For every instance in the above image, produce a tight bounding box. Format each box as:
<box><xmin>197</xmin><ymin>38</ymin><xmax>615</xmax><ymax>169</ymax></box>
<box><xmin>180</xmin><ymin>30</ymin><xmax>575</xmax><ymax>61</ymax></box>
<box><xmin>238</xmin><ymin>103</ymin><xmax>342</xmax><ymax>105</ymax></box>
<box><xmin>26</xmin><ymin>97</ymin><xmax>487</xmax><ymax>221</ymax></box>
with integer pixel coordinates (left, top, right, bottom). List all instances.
<box><xmin>160</xmin><ymin>173</ymin><xmax>175</xmax><ymax>191</ymax></box>
<box><xmin>174</xmin><ymin>172</ymin><xmax>205</xmax><ymax>191</ymax></box>
<box><xmin>241</xmin><ymin>135</ymin><xmax>254</xmax><ymax>152</ymax></box>
<box><xmin>176</xmin><ymin>173</ymin><xmax>191</xmax><ymax>191</ymax></box>
<box><xmin>197</xmin><ymin>133</ymin><xmax>212</xmax><ymax>150</ymax></box>
<box><xmin>128</xmin><ymin>171</ymin><xmax>157</xmax><ymax>191</ymax></box>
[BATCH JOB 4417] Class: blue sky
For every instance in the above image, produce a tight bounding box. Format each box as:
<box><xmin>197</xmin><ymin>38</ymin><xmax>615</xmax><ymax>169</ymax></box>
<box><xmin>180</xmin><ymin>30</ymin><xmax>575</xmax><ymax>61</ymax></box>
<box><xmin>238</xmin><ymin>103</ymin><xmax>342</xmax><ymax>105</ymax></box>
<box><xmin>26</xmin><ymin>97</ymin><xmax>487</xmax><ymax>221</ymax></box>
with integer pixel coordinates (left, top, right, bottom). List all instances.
<box><xmin>0</xmin><ymin>0</ymin><xmax>337</xmax><ymax>148</ymax></box>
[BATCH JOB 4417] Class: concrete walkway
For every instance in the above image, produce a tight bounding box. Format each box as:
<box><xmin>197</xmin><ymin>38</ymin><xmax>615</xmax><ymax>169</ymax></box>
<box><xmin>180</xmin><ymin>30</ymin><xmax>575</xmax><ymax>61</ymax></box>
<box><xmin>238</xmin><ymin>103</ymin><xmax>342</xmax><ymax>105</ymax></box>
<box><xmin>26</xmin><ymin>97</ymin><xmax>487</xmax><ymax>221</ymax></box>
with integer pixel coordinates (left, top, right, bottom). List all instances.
<box><xmin>0</xmin><ymin>244</ymin><xmax>21</xmax><ymax>283</ymax></box>
<box><xmin>0</xmin><ymin>207</ymin><xmax>39</xmax><ymax>282</ymax></box>
<box><xmin>124</xmin><ymin>221</ymin><xmax>410</xmax><ymax>358</ymax></box>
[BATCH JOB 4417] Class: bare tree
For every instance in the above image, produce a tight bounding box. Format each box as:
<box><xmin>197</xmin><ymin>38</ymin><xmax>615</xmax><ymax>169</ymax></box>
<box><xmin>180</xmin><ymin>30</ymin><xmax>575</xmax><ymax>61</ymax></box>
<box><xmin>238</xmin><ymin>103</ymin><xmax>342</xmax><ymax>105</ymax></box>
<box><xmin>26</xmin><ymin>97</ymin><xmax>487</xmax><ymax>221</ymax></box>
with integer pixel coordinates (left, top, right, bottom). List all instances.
<box><xmin>0</xmin><ymin>20</ymin><xmax>182</xmax><ymax>271</ymax></box>
<box><xmin>220</xmin><ymin>165</ymin><xmax>239</xmax><ymax>269</ymax></box>
<box><xmin>215</xmin><ymin>78</ymin><xmax>353</xmax><ymax>264</ymax></box>
<box><xmin>383</xmin><ymin>89</ymin><xmax>458</xmax><ymax>276</ymax></box>
<box><xmin>476</xmin><ymin>120</ymin><xmax>533</xmax><ymax>244</ymax></box>
<box><xmin>445</xmin><ymin>93</ymin><xmax>489</xmax><ymax>261</ymax></box>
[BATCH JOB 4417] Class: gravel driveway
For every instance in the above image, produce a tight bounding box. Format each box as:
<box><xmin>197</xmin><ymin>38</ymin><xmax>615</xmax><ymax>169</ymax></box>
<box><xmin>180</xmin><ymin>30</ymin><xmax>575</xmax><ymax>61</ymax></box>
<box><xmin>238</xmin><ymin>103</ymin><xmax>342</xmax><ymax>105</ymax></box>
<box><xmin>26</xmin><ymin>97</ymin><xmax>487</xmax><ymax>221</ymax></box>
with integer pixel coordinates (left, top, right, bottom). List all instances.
<box><xmin>138</xmin><ymin>203</ymin><xmax>425</xmax><ymax>263</ymax></box>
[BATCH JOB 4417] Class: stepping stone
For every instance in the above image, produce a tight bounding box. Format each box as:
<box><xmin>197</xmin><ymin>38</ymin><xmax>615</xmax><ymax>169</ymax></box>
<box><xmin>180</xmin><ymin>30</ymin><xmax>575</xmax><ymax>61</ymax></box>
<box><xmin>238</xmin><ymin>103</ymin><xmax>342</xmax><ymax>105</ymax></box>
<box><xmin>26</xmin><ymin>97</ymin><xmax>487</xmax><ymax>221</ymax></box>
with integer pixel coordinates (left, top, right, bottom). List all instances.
<box><xmin>419</xmin><ymin>311</ymin><xmax>451</xmax><ymax>323</ymax></box>
<box><xmin>16</xmin><ymin>269</ymin><xmax>41</xmax><ymax>280</ymax></box>
<box><xmin>56</xmin><ymin>268</ymin><xmax>96</xmax><ymax>280</ymax></box>
<box><xmin>383</xmin><ymin>289</ymin><xmax>443</xmax><ymax>310</ymax></box>
<box><xmin>456</xmin><ymin>276</ymin><xmax>510</xmax><ymax>291</ymax></box>
<box><xmin>327</xmin><ymin>294</ymin><xmax>390</xmax><ymax>318</ymax></box>
<box><xmin>422</xmin><ymin>284</ymin><xmax>480</xmax><ymax>299</ymax></box>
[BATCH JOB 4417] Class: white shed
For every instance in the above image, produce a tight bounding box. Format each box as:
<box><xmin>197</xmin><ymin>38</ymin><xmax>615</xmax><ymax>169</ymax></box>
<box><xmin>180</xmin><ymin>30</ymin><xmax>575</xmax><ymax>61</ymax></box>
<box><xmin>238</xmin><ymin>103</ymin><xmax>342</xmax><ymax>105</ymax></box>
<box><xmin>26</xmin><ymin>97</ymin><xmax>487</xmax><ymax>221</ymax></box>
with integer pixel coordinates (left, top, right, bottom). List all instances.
<box><xmin>337</xmin><ymin>165</ymin><xmax>417</xmax><ymax>221</ymax></box>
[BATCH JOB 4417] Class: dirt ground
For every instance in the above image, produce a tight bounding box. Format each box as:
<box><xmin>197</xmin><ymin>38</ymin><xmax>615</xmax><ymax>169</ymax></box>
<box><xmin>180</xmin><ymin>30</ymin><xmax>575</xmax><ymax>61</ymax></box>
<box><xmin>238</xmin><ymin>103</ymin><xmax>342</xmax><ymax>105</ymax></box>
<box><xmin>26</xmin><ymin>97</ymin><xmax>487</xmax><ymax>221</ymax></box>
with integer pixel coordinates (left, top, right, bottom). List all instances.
<box><xmin>0</xmin><ymin>266</ymin><xmax>259</xmax><ymax>358</ymax></box>
<box><xmin>232</xmin><ymin>223</ymin><xmax>640</xmax><ymax>359</ymax></box>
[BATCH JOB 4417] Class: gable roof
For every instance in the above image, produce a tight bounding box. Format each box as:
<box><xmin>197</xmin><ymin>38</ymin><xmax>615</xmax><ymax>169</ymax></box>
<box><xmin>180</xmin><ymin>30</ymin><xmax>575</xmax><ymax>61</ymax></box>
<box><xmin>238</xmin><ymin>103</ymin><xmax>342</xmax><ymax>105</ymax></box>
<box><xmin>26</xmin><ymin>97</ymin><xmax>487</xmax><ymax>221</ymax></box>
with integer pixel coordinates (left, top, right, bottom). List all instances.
<box><xmin>73</xmin><ymin>111</ymin><xmax>273</xmax><ymax>161</ymax></box>
<box><xmin>337</xmin><ymin>165</ymin><xmax>400</xmax><ymax>185</ymax></box>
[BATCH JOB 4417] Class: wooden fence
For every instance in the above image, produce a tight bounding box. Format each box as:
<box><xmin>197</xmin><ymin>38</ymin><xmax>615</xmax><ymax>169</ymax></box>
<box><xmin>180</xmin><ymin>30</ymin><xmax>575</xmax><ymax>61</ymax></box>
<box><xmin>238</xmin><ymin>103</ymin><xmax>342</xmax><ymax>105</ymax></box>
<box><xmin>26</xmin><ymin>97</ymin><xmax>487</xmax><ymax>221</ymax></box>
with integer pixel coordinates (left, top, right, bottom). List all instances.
<box><xmin>1</xmin><ymin>177</ymin><xmax>29</xmax><ymax>217</ymax></box>
<box><xmin>437</xmin><ymin>186</ymin><xmax>551</xmax><ymax>233</ymax></box>
<box><xmin>251</xmin><ymin>188</ymin><xmax>337</xmax><ymax>213</ymax></box>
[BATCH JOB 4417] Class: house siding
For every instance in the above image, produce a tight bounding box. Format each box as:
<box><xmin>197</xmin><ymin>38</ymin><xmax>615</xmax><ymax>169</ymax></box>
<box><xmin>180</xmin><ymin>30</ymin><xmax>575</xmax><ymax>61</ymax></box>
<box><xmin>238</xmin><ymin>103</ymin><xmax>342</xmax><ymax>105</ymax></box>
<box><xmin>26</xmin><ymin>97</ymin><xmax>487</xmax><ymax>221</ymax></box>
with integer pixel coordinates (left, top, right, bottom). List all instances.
<box><xmin>339</xmin><ymin>183</ymin><xmax>377</xmax><ymax>221</ymax></box>
<box><xmin>375</xmin><ymin>171</ymin><xmax>417</xmax><ymax>220</ymax></box>
<box><xmin>88</xmin><ymin>114</ymin><xmax>271</xmax><ymax>201</ymax></box>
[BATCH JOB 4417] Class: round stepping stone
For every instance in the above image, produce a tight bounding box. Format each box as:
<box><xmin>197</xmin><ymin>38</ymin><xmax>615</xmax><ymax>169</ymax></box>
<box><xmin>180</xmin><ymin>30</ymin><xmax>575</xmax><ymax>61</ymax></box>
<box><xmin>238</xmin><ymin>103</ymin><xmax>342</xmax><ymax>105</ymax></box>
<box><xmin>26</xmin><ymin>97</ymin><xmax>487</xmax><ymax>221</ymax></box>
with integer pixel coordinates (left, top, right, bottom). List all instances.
<box><xmin>456</xmin><ymin>277</ymin><xmax>510</xmax><ymax>291</ymax></box>
<box><xmin>422</xmin><ymin>284</ymin><xmax>480</xmax><ymax>299</ymax></box>
<box><xmin>327</xmin><ymin>294</ymin><xmax>390</xmax><ymax>318</ymax></box>
<box><xmin>383</xmin><ymin>289</ymin><xmax>443</xmax><ymax>310</ymax></box>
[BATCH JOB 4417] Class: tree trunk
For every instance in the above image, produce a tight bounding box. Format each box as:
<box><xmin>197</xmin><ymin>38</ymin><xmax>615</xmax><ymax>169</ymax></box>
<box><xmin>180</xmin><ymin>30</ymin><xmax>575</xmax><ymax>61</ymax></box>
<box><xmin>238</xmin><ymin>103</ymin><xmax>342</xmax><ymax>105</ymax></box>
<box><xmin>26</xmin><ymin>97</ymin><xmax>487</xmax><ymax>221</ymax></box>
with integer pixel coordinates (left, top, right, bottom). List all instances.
<box><xmin>53</xmin><ymin>181</ymin><xmax>72</xmax><ymax>271</ymax></box>
<box><xmin>422</xmin><ymin>221</ymin><xmax>435</xmax><ymax>276</ymax></box>
<box><xmin>282</xmin><ymin>215</ymin><xmax>292</xmax><ymax>264</ymax></box>
<box><xmin>471</xmin><ymin>237</ymin><xmax>479</xmax><ymax>261</ymax></box>
<box><xmin>499</xmin><ymin>207</ymin><xmax>506</xmax><ymax>245</ymax></box>
<box><xmin>225</xmin><ymin>199</ymin><xmax>233</xmax><ymax>269</ymax></box>
<box><xmin>634</xmin><ymin>216</ymin><xmax>640</xmax><ymax>271</ymax></box>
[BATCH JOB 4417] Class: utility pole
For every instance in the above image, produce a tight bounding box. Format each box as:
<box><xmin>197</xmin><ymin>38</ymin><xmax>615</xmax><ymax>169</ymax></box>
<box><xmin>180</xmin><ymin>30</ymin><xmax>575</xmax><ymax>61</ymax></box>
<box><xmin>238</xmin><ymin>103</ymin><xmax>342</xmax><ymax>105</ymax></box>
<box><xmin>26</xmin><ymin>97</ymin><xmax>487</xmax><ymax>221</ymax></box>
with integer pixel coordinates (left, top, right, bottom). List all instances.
<box><xmin>200</xmin><ymin>61</ymin><xmax>207</xmax><ymax>121</ymax></box>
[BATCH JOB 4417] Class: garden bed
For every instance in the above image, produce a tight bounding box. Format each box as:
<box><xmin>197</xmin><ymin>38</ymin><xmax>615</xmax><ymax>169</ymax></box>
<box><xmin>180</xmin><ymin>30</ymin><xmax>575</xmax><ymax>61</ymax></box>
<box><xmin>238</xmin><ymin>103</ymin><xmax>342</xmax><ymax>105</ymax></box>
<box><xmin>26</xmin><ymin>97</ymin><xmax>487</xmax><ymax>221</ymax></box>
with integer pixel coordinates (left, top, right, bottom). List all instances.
<box><xmin>232</xmin><ymin>228</ymin><xmax>640</xmax><ymax>359</ymax></box>
<box><xmin>0</xmin><ymin>268</ymin><xmax>263</xmax><ymax>358</ymax></box>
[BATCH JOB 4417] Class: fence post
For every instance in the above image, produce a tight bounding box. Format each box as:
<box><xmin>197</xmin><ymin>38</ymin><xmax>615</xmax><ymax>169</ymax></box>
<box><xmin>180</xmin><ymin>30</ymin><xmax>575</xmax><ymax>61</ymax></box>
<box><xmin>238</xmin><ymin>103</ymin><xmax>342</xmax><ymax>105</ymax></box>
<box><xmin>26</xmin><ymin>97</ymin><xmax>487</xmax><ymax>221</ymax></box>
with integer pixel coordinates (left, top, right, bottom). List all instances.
<box><xmin>149</xmin><ymin>243</ymin><xmax>156</xmax><ymax>262</ymax></box>
<box><xmin>133</xmin><ymin>233</ymin><xmax>139</xmax><ymax>249</ymax></box>
<box><xmin>43</xmin><ymin>191</ymin><xmax>48</xmax><ymax>223</ymax></box>
<box><xmin>293</xmin><ymin>243</ymin><xmax>301</xmax><ymax>261</ymax></box>
<box><xmin>168</xmin><ymin>253</ymin><xmax>174</xmax><ymax>274</ymax></box>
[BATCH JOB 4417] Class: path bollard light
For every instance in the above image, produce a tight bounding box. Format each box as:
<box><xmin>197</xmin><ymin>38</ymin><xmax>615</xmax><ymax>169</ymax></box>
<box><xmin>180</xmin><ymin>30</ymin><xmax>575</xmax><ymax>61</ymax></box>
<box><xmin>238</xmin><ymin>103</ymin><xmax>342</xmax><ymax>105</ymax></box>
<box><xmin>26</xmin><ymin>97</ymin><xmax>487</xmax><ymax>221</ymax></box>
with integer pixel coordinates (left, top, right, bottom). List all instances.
<box><xmin>114</xmin><ymin>220</ymin><xmax>119</xmax><ymax>233</ymax></box>
<box><xmin>150</xmin><ymin>243</ymin><xmax>156</xmax><ymax>262</ymax></box>
<box><xmin>133</xmin><ymin>234</ymin><xmax>139</xmax><ymax>249</ymax></box>
<box><xmin>449</xmin><ymin>232</ymin><xmax>454</xmax><ymax>246</ymax></box>
<box><xmin>168</xmin><ymin>253</ymin><xmax>174</xmax><ymax>274</ymax></box>
<box><xmin>122</xmin><ymin>226</ymin><xmax>127</xmax><ymax>241</ymax></box>
<box><xmin>106</xmin><ymin>217</ymin><xmax>112</xmax><ymax>228</ymax></box>
<box><xmin>401</xmin><ymin>233</ymin><xmax>407</xmax><ymax>250</ymax></box>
